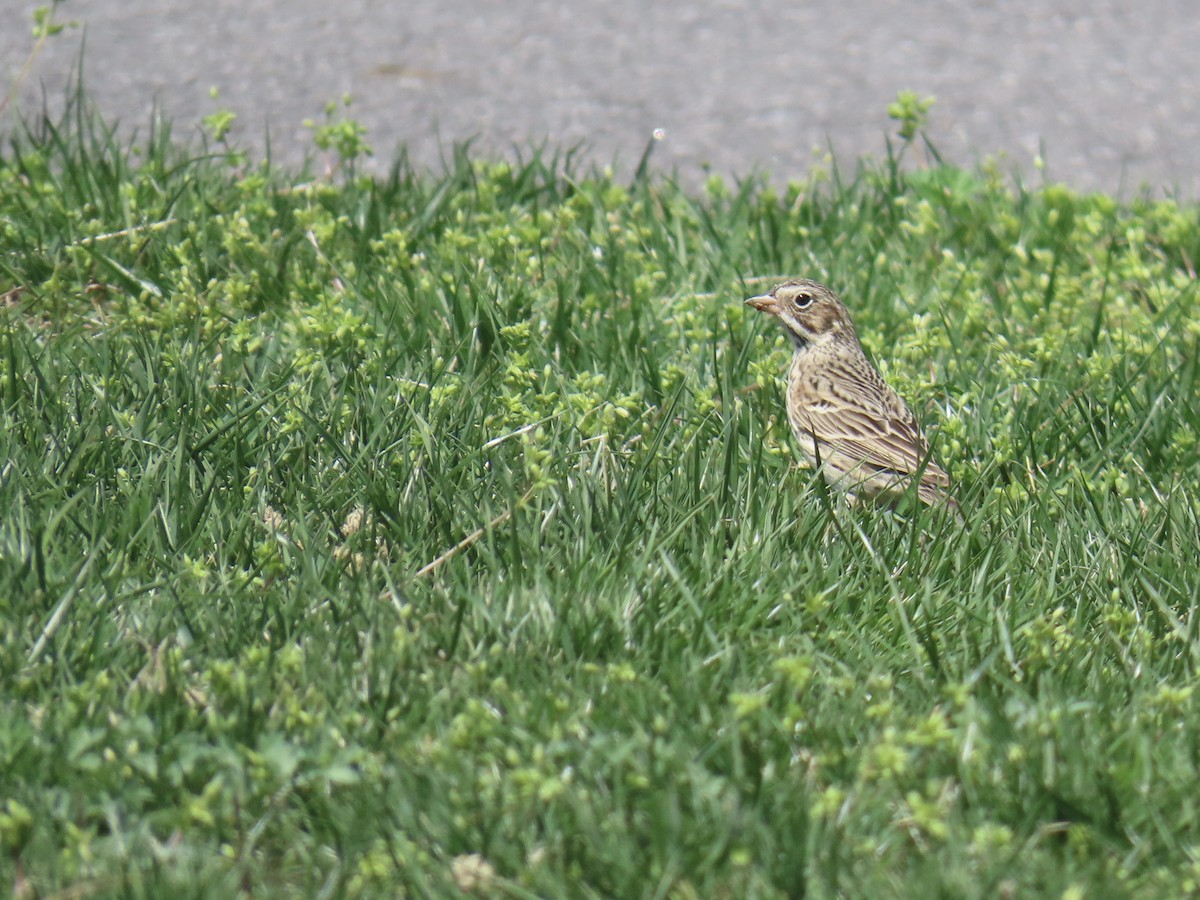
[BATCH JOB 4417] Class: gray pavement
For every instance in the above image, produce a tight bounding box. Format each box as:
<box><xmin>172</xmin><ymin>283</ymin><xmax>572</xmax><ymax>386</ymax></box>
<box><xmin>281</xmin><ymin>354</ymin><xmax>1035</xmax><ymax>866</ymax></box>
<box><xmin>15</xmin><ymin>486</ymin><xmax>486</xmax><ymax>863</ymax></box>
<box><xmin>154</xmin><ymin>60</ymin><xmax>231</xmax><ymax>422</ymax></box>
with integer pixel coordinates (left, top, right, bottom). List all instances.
<box><xmin>3</xmin><ymin>1</ymin><xmax>1199</xmax><ymax>196</ymax></box>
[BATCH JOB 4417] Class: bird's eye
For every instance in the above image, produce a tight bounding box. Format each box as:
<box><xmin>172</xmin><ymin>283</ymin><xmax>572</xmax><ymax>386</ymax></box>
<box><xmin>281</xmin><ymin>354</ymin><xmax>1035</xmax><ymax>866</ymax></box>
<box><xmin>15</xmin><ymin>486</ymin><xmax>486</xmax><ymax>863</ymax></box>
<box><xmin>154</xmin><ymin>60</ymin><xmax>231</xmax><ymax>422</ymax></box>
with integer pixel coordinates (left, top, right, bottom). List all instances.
<box><xmin>793</xmin><ymin>292</ymin><xmax>813</xmax><ymax>309</ymax></box>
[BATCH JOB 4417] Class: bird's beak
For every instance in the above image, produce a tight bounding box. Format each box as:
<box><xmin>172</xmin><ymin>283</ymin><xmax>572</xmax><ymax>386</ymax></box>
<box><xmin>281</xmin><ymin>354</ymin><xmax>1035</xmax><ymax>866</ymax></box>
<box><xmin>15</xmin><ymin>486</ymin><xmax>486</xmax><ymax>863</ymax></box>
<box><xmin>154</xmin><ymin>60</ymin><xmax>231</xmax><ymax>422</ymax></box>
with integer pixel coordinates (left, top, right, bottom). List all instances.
<box><xmin>745</xmin><ymin>293</ymin><xmax>778</xmax><ymax>313</ymax></box>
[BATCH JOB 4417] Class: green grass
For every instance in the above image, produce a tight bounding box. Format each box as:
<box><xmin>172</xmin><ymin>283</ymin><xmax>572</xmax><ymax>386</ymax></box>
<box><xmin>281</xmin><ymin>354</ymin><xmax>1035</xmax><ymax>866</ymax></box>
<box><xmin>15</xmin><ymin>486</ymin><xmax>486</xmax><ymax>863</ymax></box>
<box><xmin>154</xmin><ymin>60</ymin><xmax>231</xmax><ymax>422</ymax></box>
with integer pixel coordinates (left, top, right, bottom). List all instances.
<box><xmin>3</xmin><ymin>94</ymin><xmax>1200</xmax><ymax>898</ymax></box>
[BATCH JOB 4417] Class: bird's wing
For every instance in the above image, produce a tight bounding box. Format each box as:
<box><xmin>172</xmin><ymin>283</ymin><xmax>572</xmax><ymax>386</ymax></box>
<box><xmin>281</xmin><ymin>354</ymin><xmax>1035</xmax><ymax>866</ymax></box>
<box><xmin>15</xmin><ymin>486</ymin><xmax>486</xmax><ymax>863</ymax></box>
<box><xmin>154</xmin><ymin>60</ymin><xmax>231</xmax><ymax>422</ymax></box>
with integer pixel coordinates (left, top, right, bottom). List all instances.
<box><xmin>794</xmin><ymin>399</ymin><xmax>951</xmax><ymax>488</ymax></box>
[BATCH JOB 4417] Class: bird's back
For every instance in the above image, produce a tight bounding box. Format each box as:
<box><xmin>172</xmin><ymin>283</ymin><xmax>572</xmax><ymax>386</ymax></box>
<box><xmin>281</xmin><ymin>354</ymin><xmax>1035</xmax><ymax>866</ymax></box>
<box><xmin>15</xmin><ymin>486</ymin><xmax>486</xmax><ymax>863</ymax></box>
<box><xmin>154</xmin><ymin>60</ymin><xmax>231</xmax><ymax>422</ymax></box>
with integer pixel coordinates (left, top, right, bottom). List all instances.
<box><xmin>787</xmin><ymin>340</ymin><xmax>952</xmax><ymax>504</ymax></box>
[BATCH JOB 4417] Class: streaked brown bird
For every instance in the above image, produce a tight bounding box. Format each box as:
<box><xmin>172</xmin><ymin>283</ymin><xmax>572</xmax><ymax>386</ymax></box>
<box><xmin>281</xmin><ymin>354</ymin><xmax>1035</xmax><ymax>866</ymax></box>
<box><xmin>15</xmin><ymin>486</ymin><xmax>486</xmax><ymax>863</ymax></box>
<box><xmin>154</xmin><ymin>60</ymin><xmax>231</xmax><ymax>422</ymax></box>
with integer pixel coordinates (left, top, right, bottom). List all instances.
<box><xmin>746</xmin><ymin>278</ymin><xmax>959</xmax><ymax>515</ymax></box>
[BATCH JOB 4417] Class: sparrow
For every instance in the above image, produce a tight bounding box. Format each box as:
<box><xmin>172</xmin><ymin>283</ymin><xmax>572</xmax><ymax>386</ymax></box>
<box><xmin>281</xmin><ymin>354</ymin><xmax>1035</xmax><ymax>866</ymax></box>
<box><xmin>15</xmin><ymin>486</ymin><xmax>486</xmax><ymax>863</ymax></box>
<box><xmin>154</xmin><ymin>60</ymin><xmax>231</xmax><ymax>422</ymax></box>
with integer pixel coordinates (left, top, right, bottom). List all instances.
<box><xmin>746</xmin><ymin>278</ymin><xmax>959</xmax><ymax>515</ymax></box>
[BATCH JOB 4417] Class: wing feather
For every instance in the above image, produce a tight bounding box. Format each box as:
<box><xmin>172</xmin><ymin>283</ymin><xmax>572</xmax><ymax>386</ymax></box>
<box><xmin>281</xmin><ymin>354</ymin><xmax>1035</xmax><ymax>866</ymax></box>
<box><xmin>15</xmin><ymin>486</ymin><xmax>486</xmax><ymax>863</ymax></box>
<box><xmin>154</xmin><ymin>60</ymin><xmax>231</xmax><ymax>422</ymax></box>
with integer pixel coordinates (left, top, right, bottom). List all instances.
<box><xmin>789</xmin><ymin>362</ymin><xmax>951</xmax><ymax>490</ymax></box>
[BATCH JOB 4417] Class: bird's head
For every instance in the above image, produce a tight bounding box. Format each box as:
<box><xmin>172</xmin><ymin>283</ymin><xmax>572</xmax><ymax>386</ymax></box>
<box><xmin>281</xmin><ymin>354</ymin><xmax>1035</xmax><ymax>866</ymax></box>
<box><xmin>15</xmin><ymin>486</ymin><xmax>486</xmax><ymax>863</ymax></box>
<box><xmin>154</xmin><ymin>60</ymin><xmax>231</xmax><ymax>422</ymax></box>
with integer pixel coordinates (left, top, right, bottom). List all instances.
<box><xmin>745</xmin><ymin>279</ymin><xmax>856</xmax><ymax>348</ymax></box>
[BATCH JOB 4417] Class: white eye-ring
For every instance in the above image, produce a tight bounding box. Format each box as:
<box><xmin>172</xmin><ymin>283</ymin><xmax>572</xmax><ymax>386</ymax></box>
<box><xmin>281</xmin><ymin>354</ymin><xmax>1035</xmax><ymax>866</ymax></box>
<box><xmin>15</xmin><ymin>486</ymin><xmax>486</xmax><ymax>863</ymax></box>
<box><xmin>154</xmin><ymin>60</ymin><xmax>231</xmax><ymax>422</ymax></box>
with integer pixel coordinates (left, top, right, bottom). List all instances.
<box><xmin>793</xmin><ymin>292</ymin><xmax>813</xmax><ymax>309</ymax></box>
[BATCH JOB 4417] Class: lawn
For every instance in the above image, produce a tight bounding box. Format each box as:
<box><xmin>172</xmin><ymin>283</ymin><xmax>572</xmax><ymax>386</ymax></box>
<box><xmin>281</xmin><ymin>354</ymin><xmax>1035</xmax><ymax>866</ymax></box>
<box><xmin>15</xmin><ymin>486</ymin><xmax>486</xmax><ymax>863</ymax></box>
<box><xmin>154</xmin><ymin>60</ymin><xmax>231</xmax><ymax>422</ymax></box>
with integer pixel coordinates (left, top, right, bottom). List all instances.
<box><xmin>2</xmin><ymin>92</ymin><xmax>1200</xmax><ymax>897</ymax></box>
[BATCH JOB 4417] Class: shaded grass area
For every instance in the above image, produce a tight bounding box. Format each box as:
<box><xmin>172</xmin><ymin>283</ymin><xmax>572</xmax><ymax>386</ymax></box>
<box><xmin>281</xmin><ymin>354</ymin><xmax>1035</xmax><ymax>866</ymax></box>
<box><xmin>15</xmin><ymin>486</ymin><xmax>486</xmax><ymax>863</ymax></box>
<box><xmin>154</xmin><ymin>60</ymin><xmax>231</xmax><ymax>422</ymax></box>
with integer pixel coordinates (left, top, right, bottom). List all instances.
<box><xmin>2</xmin><ymin>97</ymin><xmax>1200</xmax><ymax>897</ymax></box>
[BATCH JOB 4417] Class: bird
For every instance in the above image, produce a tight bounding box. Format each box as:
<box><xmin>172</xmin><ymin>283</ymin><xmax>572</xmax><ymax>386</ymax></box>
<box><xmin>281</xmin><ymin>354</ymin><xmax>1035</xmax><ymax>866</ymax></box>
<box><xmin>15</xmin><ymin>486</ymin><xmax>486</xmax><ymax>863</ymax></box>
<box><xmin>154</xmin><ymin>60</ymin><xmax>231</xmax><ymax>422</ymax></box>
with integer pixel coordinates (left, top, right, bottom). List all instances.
<box><xmin>745</xmin><ymin>278</ymin><xmax>959</xmax><ymax>516</ymax></box>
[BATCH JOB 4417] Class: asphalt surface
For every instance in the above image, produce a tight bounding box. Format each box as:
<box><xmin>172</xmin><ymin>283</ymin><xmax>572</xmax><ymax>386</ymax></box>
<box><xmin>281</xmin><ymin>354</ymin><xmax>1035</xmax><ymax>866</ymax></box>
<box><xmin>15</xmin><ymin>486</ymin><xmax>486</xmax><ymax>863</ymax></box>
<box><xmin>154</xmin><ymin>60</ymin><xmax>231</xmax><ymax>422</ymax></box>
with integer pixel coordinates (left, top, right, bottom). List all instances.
<box><xmin>3</xmin><ymin>1</ymin><xmax>1199</xmax><ymax>195</ymax></box>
